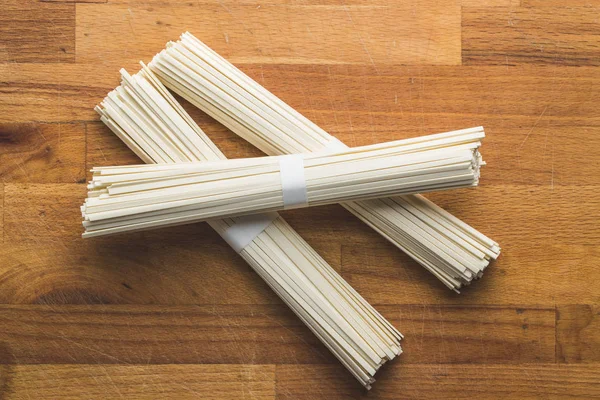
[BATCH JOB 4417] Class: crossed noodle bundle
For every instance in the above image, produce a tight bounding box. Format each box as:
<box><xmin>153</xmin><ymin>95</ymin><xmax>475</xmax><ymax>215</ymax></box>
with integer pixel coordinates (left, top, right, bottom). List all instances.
<box><xmin>149</xmin><ymin>32</ymin><xmax>501</xmax><ymax>291</ymax></box>
<box><xmin>94</xmin><ymin>66</ymin><xmax>403</xmax><ymax>388</ymax></box>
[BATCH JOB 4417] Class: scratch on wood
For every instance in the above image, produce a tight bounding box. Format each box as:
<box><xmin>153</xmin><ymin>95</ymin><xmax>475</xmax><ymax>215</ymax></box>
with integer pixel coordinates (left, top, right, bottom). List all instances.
<box><xmin>519</xmin><ymin>105</ymin><xmax>548</xmax><ymax>150</ymax></box>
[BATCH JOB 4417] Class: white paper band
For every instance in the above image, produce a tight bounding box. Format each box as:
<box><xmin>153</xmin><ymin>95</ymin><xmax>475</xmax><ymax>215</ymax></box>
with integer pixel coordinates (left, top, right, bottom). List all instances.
<box><xmin>220</xmin><ymin>212</ymin><xmax>278</xmax><ymax>253</ymax></box>
<box><xmin>279</xmin><ymin>154</ymin><xmax>308</xmax><ymax>209</ymax></box>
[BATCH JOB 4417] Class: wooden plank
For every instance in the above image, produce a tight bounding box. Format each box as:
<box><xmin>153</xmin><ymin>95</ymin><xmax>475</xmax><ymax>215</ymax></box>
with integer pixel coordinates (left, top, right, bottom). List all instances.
<box><xmin>0</xmin><ymin>305</ymin><xmax>551</xmax><ymax>364</ymax></box>
<box><xmin>557</xmin><ymin>305</ymin><xmax>600</xmax><ymax>363</ymax></box>
<box><xmin>341</xmin><ymin>233</ymin><xmax>600</xmax><ymax>305</ymax></box>
<box><xmin>43</xmin><ymin>0</ymin><xmax>106</xmax><ymax>3</ymax></box>
<box><xmin>423</xmin><ymin>185</ymin><xmax>600</xmax><ymax>246</ymax></box>
<box><xmin>3</xmin><ymin>182</ymin><xmax>598</xmax><ymax>303</ymax></box>
<box><xmin>0</xmin><ymin>0</ymin><xmax>75</xmax><ymax>63</ymax></box>
<box><xmin>463</xmin><ymin>7</ymin><xmax>600</xmax><ymax>65</ymax></box>
<box><xmin>75</xmin><ymin>1</ymin><xmax>461</xmax><ymax>65</ymax></box>
<box><xmin>95</xmin><ymin>0</ymin><xmax>516</xmax><ymax>4</ymax></box>
<box><xmin>236</xmin><ymin>64</ymin><xmax>599</xmax><ymax>133</ymax></box>
<box><xmin>463</xmin><ymin>0</ymin><xmax>519</xmax><ymax>5</ymax></box>
<box><xmin>276</xmin><ymin>364</ymin><xmax>600</xmax><ymax>399</ymax></box>
<box><xmin>4</xmin><ymin>64</ymin><xmax>600</xmax><ymax>138</ymax></box>
<box><xmin>0</xmin><ymin>238</ymin><xmax>280</xmax><ymax>305</ymax></box>
<box><xmin>380</xmin><ymin>305</ymin><xmax>555</xmax><ymax>364</ymax></box>
<box><xmin>0</xmin><ymin>305</ymin><xmax>336</xmax><ymax>364</ymax></box>
<box><xmin>0</xmin><ymin>184</ymin><xmax>3</xmax><ymax>243</ymax></box>
<box><xmin>1</xmin><ymin>364</ymin><xmax>275</xmax><ymax>400</ymax></box>
<box><xmin>0</xmin><ymin>123</ymin><xmax>85</xmax><ymax>183</ymax></box>
<box><xmin>523</xmin><ymin>0</ymin><xmax>600</xmax><ymax>6</ymax></box>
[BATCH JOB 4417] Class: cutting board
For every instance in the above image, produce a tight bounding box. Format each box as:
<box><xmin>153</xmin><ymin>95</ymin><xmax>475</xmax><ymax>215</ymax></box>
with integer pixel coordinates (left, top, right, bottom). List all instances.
<box><xmin>1</xmin><ymin>0</ymin><xmax>599</xmax><ymax>398</ymax></box>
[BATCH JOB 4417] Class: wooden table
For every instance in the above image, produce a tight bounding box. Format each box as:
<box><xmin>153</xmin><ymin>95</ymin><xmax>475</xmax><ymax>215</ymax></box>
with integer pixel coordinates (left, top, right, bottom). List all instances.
<box><xmin>1</xmin><ymin>0</ymin><xmax>599</xmax><ymax>398</ymax></box>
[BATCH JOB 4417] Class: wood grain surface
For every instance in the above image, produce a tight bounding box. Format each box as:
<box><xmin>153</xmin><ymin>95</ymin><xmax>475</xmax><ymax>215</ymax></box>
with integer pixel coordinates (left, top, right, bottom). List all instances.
<box><xmin>1</xmin><ymin>0</ymin><xmax>600</xmax><ymax>398</ymax></box>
